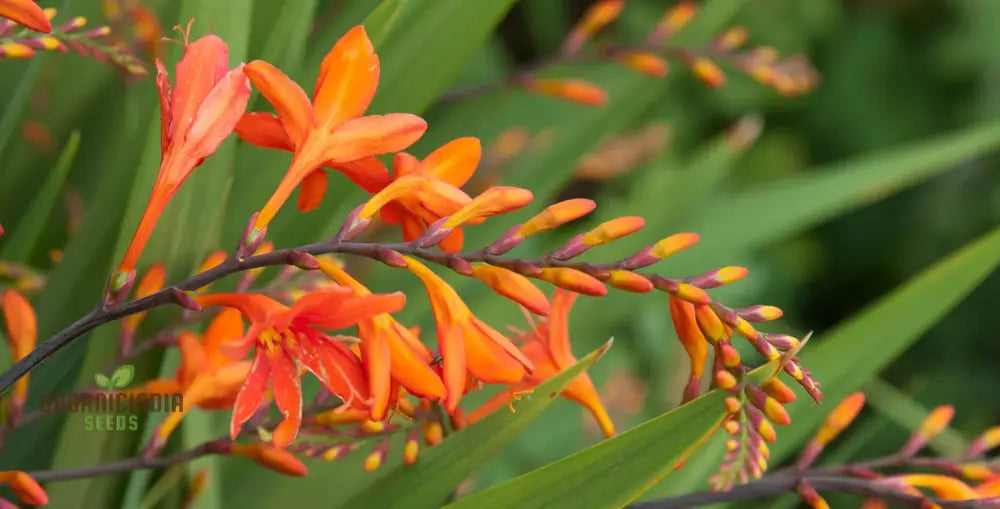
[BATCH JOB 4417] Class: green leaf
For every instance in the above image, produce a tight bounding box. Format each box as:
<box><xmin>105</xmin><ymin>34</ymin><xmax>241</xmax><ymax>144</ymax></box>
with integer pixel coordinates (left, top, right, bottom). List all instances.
<box><xmin>109</xmin><ymin>364</ymin><xmax>135</xmax><ymax>389</ymax></box>
<box><xmin>642</xmin><ymin>222</ymin><xmax>1000</xmax><ymax>499</ymax></box>
<box><xmin>863</xmin><ymin>378</ymin><xmax>968</xmax><ymax>456</ymax></box>
<box><xmin>445</xmin><ymin>361</ymin><xmax>781</xmax><ymax>509</ymax></box>
<box><xmin>0</xmin><ymin>132</ymin><xmax>80</xmax><ymax>262</ymax></box>
<box><xmin>688</xmin><ymin>120</ymin><xmax>1000</xmax><ymax>261</ymax></box>
<box><xmin>340</xmin><ymin>340</ymin><xmax>613</xmax><ymax>509</ymax></box>
<box><xmin>93</xmin><ymin>373</ymin><xmax>110</xmax><ymax>389</ymax></box>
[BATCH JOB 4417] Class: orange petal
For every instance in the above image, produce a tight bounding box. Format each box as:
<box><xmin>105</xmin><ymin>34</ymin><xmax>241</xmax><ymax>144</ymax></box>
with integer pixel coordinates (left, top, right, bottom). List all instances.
<box><xmin>420</xmin><ymin>137</ymin><xmax>481</xmax><ymax>187</ymax></box>
<box><xmin>815</xmin><ymin>392</ymin><xmax>865</xmax><ymax>445</ymax></box>
<box><xmin>177</xmin><ymin>331</ymin><xmax>207</xmax><ymax>387</ymax></box>
<box><xmin>393</xmin><ymin>151</ymin><xmax>420</xmax><ymax>178</ymax></box>
<box><xmin>546</xmin><ymin>290</ymin><xmax>578</xmax><ymax>368</ymax></box>
<box><xmin>399</xmin><ymin>212</ymin><xmax>424</xmax><ymax>241</ymax></box>
<box><xmin>475</xmin><ymin>318</ymin><xmax>535</xmax><ymax>373</ymax></box>
<box><xmin>244</xmin><ymin>60</ymin><xmax>313</xmax><ymax>147</ymax></box>
<box><xmin>463</xmin><ymin>321</ymin><xmax>525</xmax><ymax>384</ymax></box>
<box><xmin>203</xmin><ymin>308</ymin><xmax>245</xmax><ymax>366</ymax></box>
<box><xmin>289</xmin><ymin>290</ymin><xmax>406</xmax><ymax>331</ymax></box>
<box><xmin>0</xmin><ymin>0</ymin><xmax>51</xmax><ymax>32</ymax></box>
<box><xmin>0</xmin><ymin>470</ymin><xmax>48</xmax><ymax>506</ymax></box>
<box><xmin>313</xmin><ymin>25</ymin><xmax>379</xmax><ymax>128</ymax></box>
<box><xmin>322</xmin><ymin>114</ymin><xmax>427</xmax><ymax>163</ymax></box>
<box><xmin>230</xmin><ymin>349</ymin><xmax>270</xmax><ymax>439</ymax></box>
<box><xmin>437</xmin><ymin>227</ymin><xmax>465</xmax><ymax>253</ymax></box>
<box><xmin>318</xmin><ymin>338</ymin><xmax>370</xmax><ymax>409</ymax></box>
<box><xmin>360</xmin><ymin>323</ymin><xmax>392</xmax><ymax>421</ymax></box>
<box><xmin>469</xmin><ymin>265</ymin><xmax>550</xmax><ymax>316</ymax></box>
<box><xmin>185</xmin><ymin>65</ymin><xmax>252</xmax><ymax>165</ymax></box>
<box><xmin>269</xmin><ymin>348</ymin><xmax>302</xmax><ymax>448</ymax></box>
<box><xmin>297</xmin><ymin>170</ymin><xmax>328</xmax><ymax>212</ymax></box>
<box><xmin>329</xmin><ymin>156</ymin><xmax>392</xmax><ymax>194</ymax></box>
<box><xmin>564</xmin><ymin>374</ymin><xmax>616</xmax><ymax>438</ymax></box>
<box><xmin>3</xmin><ymin>290</ymin><xmax>37</xmax><ymax>360</ymax></box>
<box><xmin>231</xmin><ymin>443</ymin><xmax>308</xmax><ymax>476</ymax></box>
<box><xmin>169</xmin><ymin>35</ymin><xmax>229</xmax><ymax>144</ymax></box>
<box><xmin>439</xmin><ymin>322</ymin><xmax>467</xmax><ymax>412</ymax></box>
<box><xmin>235</xmin><ymin>112</ymin><xmax>294</xmax><ymax>151</ymax></box>
<box><xmin>468</xmin><ymin>390</ymin><xmax>515</xmax><ymax>423</ymax></box>
<box><xmin>385</xmin><ymin>322</ymin><xmax>446</xmax><ymax>401</ymax></box>
<box><xmin>197</xmin><ymin>293</ymin><xmax>286</xmax><ymax>323</ymax></box>
<box><xmin>155</xmin><ymin>59</ymin><xmax>172</xmax><ymax>154</ymax></box>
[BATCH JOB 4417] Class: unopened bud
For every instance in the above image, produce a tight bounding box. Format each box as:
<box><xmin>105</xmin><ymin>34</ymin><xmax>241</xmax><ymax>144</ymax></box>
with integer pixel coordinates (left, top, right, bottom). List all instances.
<box><xmin>901</xmin><ymin>405</ymin><xmax>955</xmax><ymax>457</ymax></box>
<box><xmin>375</xmin><ymin>248</ymin><xmax>407</xmax><ymax>268</ymax></box>
<box><xmin>335</xmin><ymin>205</ymin><xmax>371</xmax><ymax>242</ymax></box>
<box><xmin>446</xmin><ymin>256</ymin><xmax>474</xmax><ymax>276</ymax></box>
<box><xmin>606</xmin><ymin>270</ymin><xmax>652</xmax><ymax>293</ymax></box>
<box><xmin>287</xmin><ymin>250</ymin><xmax>319</xmax><ymax>270</ymax></box>
<box><xmin>403</xmin><ymin>428</ymin><xmax>420</xmax><ymax>466</ymax></box>
<box><xmin>168</xmin><ymin>288</ymin><xmax>202</xmax><ymax>312</ymax></box>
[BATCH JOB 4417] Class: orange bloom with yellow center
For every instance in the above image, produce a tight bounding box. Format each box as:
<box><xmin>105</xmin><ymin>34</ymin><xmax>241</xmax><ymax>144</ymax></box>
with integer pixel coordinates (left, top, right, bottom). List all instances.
<box><xmin>112</xmin><ymin>33</ymin><xmax>251</xmax><ymax>297</ymax></box>
<box><xmin>402</xmin><ymin>256</ymin><xmax>534</xmax><ymax>412</ymax></box>
<box><xmin>233</xmin><ymin>25</ymin><xmax>427</xmax><ymax>250</ymax></box>
<box><xmin>468</xmin><ymin>290</ymin><xmax>616</xmax><ymax>438</ymax></box>
<box><xmin>317</xmin><ymin>258</ymin><xmax>445</xmax><ymax>421</ymax></box>
<box><xmin>132</xmin><ymin>309</ymin><xmax>251</xmax><ymax>450</ymax></box>
<box><xmin>0</xmin><ymin>0</ymin><xmax>51</xmax><ymax>33</ymax></box>
<box><xmin>196</xmin><ymin>288</ymin><xmax>405</xmax><ymax>448</ymax></box>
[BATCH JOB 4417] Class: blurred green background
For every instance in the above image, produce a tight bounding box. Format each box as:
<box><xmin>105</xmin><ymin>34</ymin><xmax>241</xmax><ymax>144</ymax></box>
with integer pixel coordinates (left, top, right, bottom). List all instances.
<box><xmin>1</xmin><ymin>0</ymin><xmax>999</xmax><ymax>507</ymax></box>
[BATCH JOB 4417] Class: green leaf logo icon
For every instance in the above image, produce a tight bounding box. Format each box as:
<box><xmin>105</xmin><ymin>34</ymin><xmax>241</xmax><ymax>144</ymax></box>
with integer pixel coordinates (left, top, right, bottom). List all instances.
<box><xmin>94</xmin><ymin>373</ymin><xmax>110</xmax><ymax>389</ymax></box>
<box><xmin>108</xmin><ymin>364</ymin><xmax>135</xmax><ymax>389</ymax></box>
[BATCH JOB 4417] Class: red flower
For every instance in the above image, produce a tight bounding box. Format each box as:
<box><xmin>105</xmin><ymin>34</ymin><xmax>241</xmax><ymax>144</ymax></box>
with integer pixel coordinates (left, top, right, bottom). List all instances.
<box><xmin>196</xmin><ymin>288</ymin><xmax>405</xmax><ymax>448</ymax></box>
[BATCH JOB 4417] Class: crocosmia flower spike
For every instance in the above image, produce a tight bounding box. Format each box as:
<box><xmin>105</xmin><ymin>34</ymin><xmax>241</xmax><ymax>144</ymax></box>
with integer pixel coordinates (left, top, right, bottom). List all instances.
<box><xmin>110</xmin><ymin>31</ymin><xmax>251</xmax><ymax>304</ymax></box>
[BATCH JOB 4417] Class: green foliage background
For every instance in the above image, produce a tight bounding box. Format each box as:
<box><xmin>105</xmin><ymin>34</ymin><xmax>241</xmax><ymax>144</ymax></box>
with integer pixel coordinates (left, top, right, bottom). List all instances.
<box><xmin>0</xmin><ymin>0</ymin><xmax>998</xmax><ymax>507</ymax></box>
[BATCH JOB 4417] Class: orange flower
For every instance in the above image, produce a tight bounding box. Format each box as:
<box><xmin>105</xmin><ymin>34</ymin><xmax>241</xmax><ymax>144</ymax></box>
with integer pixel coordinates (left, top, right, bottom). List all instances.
<box><xmin>132</xmin><ymin>309</ymin><xmax>251</xmax><ymax>451</ymax></box>
<box><xmin>403</xmin><ymin>256</ymin><xmax>534</xmax><ymax>412</ymax></box>
<box><xmin>350</xmin><ymin>138</ymin><xmax>481</xmax><ymax>252</ymax></box>
<box><xmin>468</xmin><ymin>290</ymin><xmax>616</xmax><ymax>438</ymax></box>
<box><xmin>0</xmin><ymin>0</ymin><xmax>51</xmax><ymax>33</ymax></box>
<box><xmin>111</xmin><ymin>34</ymin><xmax>251</xmax><ymax>298</ymax></box>
<box><xmin>317</xmin><ymin>258</ymin><xmax>445</xmax><ymax>421</ymax></box>
<box><xmin>2</xmin><ymin>290</ymin><xmax>36</xmax><ymax>424</ymax></box>
<box><xmin>233</xmin><ymin>25</ymin><xmax>427</xmax><ymax>250</ymax></box>
<box><xmin>196</xmin><ymin>288</ymin><xmax>405</xmax><ymax>447</ymax></box>
<box><xmin>0</xmin><ymin>470</ymin><xmax>47</xmax><ymax>506</ymax></box>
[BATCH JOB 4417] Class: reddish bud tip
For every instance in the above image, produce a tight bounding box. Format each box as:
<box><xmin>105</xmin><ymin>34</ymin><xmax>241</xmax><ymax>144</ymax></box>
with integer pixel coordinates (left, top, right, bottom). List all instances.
<box><xmin>376</xmin><ymin>248</ymin><xmax>407</xmax><ymax>268</ymax></box>
<box><xmin>287</xmin><ymin>250</ymin><xmax>320</xmax><ymax>270</ymax></box>
<box><xmin>168</xmin><ymin>288</ymin><xmax>202</xmax><ymax>311</ymax></box>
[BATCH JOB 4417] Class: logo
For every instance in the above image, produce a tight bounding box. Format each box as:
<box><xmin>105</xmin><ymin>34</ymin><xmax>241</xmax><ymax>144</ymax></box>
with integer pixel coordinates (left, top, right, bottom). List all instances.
<box><xmin>37</xmin><ymin>364</ymin><xmax>183</xmax><ymax>431</ymax></box>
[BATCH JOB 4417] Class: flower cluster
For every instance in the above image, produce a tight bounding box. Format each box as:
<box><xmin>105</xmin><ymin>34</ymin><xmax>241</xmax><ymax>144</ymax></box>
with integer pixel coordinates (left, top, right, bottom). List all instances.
<box><xmin>443</xmin><ymin>0</ymin><xmax>818</xmax><ymax>108</ymax></box>
<box><xmin>0</xmin><ymin>4</ymin><xmax>146</xmax><ymax>75</ymax></box>
<box><xmin>791</xmin><ymin>394</ymin><xmax>1000</xmax><ymax>507</ymax></box>
<box><xmin>0</xmin><ymin>15</ymin><xmax>823</xmax><ymax>503</ymax></box>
